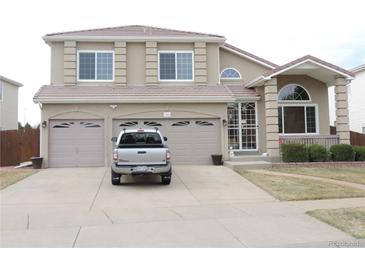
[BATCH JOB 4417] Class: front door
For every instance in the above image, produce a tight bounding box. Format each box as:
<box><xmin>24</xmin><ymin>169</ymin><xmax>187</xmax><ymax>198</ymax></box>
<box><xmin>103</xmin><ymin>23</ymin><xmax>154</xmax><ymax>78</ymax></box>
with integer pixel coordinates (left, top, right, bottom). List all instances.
<box><xmin>227</xmin><ymin>102</ymin><xmax>258</xmax><ymax>151</ymax></box>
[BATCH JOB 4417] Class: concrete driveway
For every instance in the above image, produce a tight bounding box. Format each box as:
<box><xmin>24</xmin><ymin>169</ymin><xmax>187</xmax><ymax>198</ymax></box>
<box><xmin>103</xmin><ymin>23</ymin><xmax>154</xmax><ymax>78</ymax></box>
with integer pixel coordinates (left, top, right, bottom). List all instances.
<box><xmin>0</xmin><ymin>166</ymin><xmax>359</xmax><ymax>247</ymax></box>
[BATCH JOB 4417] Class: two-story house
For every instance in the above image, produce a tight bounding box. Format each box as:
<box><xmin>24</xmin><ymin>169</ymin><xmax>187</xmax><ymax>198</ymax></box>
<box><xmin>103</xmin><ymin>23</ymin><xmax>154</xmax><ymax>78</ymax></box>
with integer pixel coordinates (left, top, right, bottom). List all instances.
<box><xmin>33</xmin><ymin>25</ymin><xmax>354</xmax><ymax>168</ymax></box>
<box><xmin>0</xmin><ymin>75</ymin><xmax>22</xmax><ymax>130</ymax></box>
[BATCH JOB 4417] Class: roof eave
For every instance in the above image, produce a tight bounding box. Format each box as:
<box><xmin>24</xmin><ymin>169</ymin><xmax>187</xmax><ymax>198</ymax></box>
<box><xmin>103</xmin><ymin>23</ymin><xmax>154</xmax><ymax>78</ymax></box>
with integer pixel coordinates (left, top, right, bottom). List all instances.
<box><xmin>43</xmin><ymin>35</ymin><xmax>226</xmax><ymax>43</ymax></box>
<box><xmin>245</xmin><ymin>76</ymin><xmax>271</xmax><ymax>88</ymax></box>
<box><xmin>268</xmin><ymin>59</ymin><xmax>354</xmax><ymax>80</ymax></box>
<box><xmin>0</xmin><ymin>76</ymin><xmax>23</xmax><ymax>87</ymax></box>
<box><xmin>33</xmin><ymin>97</ymin><xmax>234</xmax><ymax>104</ymax></box>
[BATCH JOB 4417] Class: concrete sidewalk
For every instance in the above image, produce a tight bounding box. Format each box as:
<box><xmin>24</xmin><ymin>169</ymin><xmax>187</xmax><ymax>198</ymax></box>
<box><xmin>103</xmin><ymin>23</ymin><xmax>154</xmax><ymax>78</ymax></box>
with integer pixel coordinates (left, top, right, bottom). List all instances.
<box><xmin>1</xmin><ymin>166</ymin><xmax>363</xmax><ymax>247</ymax></box>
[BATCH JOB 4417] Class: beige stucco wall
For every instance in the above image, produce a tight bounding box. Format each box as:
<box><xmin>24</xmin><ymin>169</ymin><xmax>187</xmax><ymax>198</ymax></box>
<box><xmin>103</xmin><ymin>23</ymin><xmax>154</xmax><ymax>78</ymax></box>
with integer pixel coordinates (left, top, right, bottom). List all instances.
<box><xmin>50</xmin><ymin>42</ymin><xmax>64</xmax><ymax>85</ymax></box>
<box><xmin>158</xmin><ymin>43</ymin><xmax>193</xmax><ymax>51</ymax></box>
<box><xmin>0</xmin><ymin>81</ymin><xmax>19</xmax><ymax>130</ymax></box>
<box><xmin>40</xmin><ymin>102</ymin><xmax>228</xmax><ymax>167</ymax></box>
<box><xmin>127</xmin><ymin>43</ymin><xmax>145</xmax><ymax>85</ymax></box>
<box><xmin>207</xmin><ymin>43</ymin><xmax>220</xmax><ymax>84</ymax></box>
<box><xmin>49</xmin><ymin>40</ymin><xmax>277</xmax><ymax>86</ymax></box>
<box><xmin>219</xmin><ymin>48</ymin><xmax>269</xmax><ymax>85</ymax></box>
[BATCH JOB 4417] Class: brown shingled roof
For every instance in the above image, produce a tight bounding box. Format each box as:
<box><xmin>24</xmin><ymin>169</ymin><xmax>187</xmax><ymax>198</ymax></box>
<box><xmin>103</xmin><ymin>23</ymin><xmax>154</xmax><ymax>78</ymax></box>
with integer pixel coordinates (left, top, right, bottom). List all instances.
<box><xmin>33</xmin><ymin>84</ymin><xmax>260</xmax><ymax>103</ymax></box>
<box><xmin>264</xmin><ymin>55</ymin><xmax>355</xmax><ymax>78</ymax></box>
<box><xmin>45</xmin><ymin>25</ymin><xmax>225</xmax><ymax>39</ymax></box>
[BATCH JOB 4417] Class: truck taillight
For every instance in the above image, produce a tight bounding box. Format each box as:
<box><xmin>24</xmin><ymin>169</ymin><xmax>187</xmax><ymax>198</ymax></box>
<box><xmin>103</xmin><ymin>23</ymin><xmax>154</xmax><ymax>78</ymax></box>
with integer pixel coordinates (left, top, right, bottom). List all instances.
<box><xmin>113</xmin><ymin>150</ymin><xmax>118</xmax><ymax>161</ymax></box>
<box><xmin>166</xmin><ymin>150</ymin><xmax>171</xmax><ymax>161</ymax></box>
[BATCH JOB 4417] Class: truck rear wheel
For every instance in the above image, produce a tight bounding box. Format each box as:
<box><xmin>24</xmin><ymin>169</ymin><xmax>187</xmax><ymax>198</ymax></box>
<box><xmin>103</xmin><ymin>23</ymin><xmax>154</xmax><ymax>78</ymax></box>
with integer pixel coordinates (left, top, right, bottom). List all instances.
<box><xmin>111</xmin><ymin>169</ymin><xmax>121</xmax><ymax>185</ymax></box>
<box><xmin>161</xmin><ymin>175</ymin><xmax>171</xmax><ymax>185</ymax></box>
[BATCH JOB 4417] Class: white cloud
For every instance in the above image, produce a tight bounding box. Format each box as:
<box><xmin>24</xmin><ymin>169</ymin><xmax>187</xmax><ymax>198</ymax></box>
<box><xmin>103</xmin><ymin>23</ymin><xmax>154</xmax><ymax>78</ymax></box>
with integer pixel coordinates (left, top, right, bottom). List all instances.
<box><xmin>0</xmin><ymin>0</ymin><xmax>364</xmax><ymax>125</ymax></box>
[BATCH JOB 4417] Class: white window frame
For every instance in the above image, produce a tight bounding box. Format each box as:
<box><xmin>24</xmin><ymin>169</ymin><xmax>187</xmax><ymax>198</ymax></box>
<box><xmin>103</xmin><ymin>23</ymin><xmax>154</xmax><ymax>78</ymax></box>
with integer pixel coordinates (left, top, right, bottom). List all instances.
<box><xmin>158</xmin><ymin>51</ymin><xmax>194</xmax><ymax>82</ymax></box>
<box><xmin>278</xmin><ymin>83</ymin><xmax>312</xmax><ymax>103</ymax></box>
<box><xmin>278</xmin><ymin>104</ymin><xmax>319</xmax><ymax>136</ymax></box>
<box><xmin>228</xmin><ymin>101</ymin><xmax>259</xmax><ymax>151</ymax></box>
<box><xmin>77</xmin><ymin>50</ymin><xmax>115</xmax><ymax>82</ymax></box>
<box><xmin>220</xmin><ymin>67</ymin><xmax>241</xmax><ymax>80</ymax></box>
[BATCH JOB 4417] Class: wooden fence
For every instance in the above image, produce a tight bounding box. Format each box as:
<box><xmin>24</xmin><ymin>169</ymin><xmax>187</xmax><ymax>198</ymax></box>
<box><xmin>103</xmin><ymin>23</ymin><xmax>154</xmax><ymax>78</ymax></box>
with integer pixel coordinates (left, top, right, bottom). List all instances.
<box><xmin>0</xmin><ymin>129</ymin><xmax>40</xmax><ymax>167</ymax></box>
<box><xmin>330</xmin><ymin>126</ymin><xmax>365</xmax><ymax>146</ymax></box>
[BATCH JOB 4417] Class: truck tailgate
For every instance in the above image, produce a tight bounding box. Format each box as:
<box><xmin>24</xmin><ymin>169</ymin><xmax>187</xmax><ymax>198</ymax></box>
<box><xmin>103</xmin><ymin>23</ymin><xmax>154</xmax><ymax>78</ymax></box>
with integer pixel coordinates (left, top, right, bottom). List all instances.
<box><xmin>117</xmin><ymin>148</ymin><xmax>167</xmax><ymax>165</ymax></box>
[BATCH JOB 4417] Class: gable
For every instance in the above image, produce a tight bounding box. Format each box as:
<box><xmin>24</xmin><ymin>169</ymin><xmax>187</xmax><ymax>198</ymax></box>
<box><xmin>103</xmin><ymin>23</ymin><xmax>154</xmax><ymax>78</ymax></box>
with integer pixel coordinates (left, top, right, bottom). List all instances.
<box><xmin>219</xmin><ymin>48</ymin><xmax>271</xmax><ymax>84</ymax></box>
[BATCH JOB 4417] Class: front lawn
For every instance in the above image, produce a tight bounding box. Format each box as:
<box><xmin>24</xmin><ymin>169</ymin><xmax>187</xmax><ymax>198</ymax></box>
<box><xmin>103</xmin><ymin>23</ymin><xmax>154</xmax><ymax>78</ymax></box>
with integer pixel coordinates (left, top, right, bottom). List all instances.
<box><xmin>0</xmin><ymin>169</ymin><xmax>37</xmax><ymax>190</ymax></box>
<box><xmin>308</xmin><ymin>207</ymin><xmax>365</xmax><ymax>239</ymax></box>
<box><xmin>271</xmin><ymin>167</ymin><xmax>365</xmax><ymax>185</ymax></box>
<box><xmin>235</xmin><ymin>168</ymin><xmax>365</xmax><ymax>201</ymax></box>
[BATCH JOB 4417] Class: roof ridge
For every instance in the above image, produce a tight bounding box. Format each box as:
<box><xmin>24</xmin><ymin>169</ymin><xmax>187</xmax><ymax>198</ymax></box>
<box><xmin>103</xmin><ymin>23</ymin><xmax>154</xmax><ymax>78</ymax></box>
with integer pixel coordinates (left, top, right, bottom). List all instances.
<box><xmin>45</xmin><ymin>24</ymin><xmax>224</xmax><ymax>38</ymax></box>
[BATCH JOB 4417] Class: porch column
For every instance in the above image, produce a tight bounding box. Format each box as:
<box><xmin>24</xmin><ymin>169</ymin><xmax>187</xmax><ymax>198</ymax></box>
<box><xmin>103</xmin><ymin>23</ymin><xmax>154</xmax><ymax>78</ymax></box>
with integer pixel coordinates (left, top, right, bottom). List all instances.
<box><xmin>335</xmin><ymin>77</ymin><xmax>351</xmax><ymax>144</ymax></box>
<box><xmin>264</xmin><ymin>78</ymin><xmax>280</xmax><ymax>158</ymax></box>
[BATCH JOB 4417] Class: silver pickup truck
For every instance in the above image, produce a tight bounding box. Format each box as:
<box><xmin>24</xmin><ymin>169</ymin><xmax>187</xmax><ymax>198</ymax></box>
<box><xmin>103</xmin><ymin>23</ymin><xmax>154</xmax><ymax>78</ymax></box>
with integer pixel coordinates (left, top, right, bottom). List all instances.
<box><xmin>111</xmin><ymin>128</ymin><xmax>172</xmax><ymax>185</ymax></box>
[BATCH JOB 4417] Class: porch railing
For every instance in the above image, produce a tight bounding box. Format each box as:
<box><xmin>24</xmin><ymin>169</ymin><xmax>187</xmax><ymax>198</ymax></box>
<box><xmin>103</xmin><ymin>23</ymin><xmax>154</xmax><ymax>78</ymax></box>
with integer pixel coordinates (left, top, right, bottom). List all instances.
<box><xmin>279</xmin><ymin>135</ymin><xmax>339</xmax><ymax>150</ymax></box>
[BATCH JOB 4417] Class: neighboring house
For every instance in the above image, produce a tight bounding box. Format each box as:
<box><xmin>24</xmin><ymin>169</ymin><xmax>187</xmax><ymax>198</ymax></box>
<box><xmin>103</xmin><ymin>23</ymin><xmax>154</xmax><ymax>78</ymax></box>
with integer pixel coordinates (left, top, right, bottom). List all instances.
<box><xmin>349</xmin><ymin>64</ymin><xmax>365</xmax><ymax>133</ymax></box>
<box><xmin>329</xmin><ymin>64</ymin><xmax>365</xmax><ymax>133</ymax></box>
<box><xmin>0</xmin><ymin>76</ymin><xmax>22</xmax><ymax>130</ymax></box>
<box><xmin>33</xmin><ymin>25</ymin><xmax>354</xmax><ymax>168</ymax></box>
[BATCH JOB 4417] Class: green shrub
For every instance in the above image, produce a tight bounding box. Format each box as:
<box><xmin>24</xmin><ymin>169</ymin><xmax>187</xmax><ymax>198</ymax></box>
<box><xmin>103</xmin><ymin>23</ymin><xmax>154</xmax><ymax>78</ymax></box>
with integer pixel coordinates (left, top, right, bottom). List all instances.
<box><xmin>330</xmin><ymin>144</ymin><xmax>355</xmax><ymax>161</ymax></box>
<box><xmin>308</xmin><ymin>144</ymin><xmax>328</xmax><ymax>162</ymax></box>
<box><xmin>281</xmin><ymin>144</ymin><xmax>309</xmax><ymax>162</ymax></box>
<box><xmin>354</xmin><ymin>146</ymin><xmax>365</xmax><ymax>161</ymax></box>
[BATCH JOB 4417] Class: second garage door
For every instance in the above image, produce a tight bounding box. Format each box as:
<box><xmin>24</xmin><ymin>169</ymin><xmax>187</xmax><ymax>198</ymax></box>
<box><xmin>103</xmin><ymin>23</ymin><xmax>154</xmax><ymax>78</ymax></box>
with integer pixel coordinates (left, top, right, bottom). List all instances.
<box><xmin>112</xmin><ymin>119</ymin><xmax>221</xmax><ymax>164</ymax></box>
<box><xmin>49</xmin><ymin>119</ymin><xmax>104</xmax><ymax>167</ymax></box>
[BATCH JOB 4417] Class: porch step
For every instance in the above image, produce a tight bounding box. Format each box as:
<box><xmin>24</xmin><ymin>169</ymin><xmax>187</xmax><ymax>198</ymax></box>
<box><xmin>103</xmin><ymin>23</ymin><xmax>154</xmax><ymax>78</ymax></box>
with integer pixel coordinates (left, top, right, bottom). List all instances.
<box><xmin>229</xmin><ymin>155</ymin><xmax>270</xmax><ymax>162</ymax></box>
<box><xmin>224</xmin><ymin>160</ymin><xmax>272</xmax><ymax>170</ymax></box>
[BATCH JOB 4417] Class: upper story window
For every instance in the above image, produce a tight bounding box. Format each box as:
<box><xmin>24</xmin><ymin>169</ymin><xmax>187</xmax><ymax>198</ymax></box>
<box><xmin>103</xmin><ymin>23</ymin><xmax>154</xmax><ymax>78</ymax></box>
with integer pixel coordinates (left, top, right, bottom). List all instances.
<box><xmin>78</xmin><ymin>51</ymin><xmax>114</xmax><ymax>81</ymax></box>
<box><xmin>158</xmin><ymin>51</ymin><xmax>193</xmax><ymax>81</ymax></box>
<box><xmin>220</xmin><ymin>68</ymin><xmax>241</xmax><ymax>80</ymax></box>
<box><xmin>278</xmin><ymin>84</ymin><xmax>311</xmax><ymax>101</ymax></box>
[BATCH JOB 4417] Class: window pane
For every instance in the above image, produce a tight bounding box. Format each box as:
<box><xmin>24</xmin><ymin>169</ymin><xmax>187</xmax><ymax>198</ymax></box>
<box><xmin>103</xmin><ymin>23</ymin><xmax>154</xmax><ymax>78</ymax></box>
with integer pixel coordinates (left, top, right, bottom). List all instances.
<box><xmin>228</xmin><ymin>128</ymin><xmax>239</xmax><ymax>150</ymax></box>
<box><xmin>306</xmin><ymin>106</ymin><xmax>316</xmax><ymax>133</ymax></box>
<box><xmin>221</xmin><ymin>68</ymin><xmax>240</xmax><ymax>79</ymax></box>
<box><xmin>79</xmin><ymin>52</ymin><xmax>95</xmax><ymax>80</ymax></box>
<box><xmin>278</xmin><ymin>84</ymin><xmax>310</xmax><ymax>101</ymax></box>
<box><xmin>278</xmin><ymin>107</ymin><xmax>283</xmax><ymax>133</ymax></box>
<box><xmin>284</xmin><ymin>107</ymin><xmax>305</xmax><ymax>133</ymax></box>
<box><xmin>227</xmin><ymin>103</ymin><xmax>239</xmax><ymax>127</ymax></box>
<box><xmin>159</xmin><ymin>53</ymin><xmax>176</xmax><ymax>80</ymax></box>
<box><xmin>97</xmin><ymin>52</ymin><xmax>113</xmax><ymax>80</ymax></box>
<box><xmin>242</xmin><ymin>128</ymin><xmax>257</xmax><ymax>149</ymax></box>
<box><xmin>176</xmin><ymin>53</ymin><xmax>192</xmax><ymax>80</ymax></box>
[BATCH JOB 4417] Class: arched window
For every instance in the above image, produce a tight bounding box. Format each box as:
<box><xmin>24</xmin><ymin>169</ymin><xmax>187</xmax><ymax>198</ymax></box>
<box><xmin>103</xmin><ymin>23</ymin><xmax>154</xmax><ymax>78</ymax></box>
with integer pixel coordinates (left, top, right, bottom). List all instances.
<box><xmin>220</xmin><ymin>68</ymin><xmax>241</xmax><ymax>79</ymax></box>
<box><xmin>278</xmin><ymin>84</ymin><xmax>311</xmax><ymax>101</ymax></box>
<box><xmin>277</xmin><ymin>84</ymin><xmax>317</xmax><ymax>134</ymax></box>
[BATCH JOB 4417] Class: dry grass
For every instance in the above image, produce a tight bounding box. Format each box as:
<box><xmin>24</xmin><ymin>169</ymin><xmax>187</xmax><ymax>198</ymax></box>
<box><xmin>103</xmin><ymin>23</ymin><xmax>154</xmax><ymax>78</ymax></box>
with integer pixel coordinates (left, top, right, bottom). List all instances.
<box><xmin>271</xmin><ymin>167</ymin><xmax>365</xmax><ymax>185</ymax></box>
<box><xmin>0</xmin><ymin>170</ymin><xmax>37</xmax><ymax>190</ymax></box>
<box><xmin>235</xmin><ymin>168</ymin><xmax>365</xmax><ymax>201</ymax></box>
<box><xmin>308</xmin><ymin>207</ymin><xmax>365</xmax><ymax>238</ymax></box>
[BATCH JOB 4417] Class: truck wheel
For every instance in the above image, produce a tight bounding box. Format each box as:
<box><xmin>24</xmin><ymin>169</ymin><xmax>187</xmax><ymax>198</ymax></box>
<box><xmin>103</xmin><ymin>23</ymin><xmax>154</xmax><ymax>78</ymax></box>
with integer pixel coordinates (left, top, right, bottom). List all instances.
<box><xmin>161</xmin><ymin>175</ymin><xmax>171</xmax><ymax>185</ymax></box>
<box><xmin>111</xmin><ymin>169</ymin><xmax>121</xmax><ymax>185</ymax></box>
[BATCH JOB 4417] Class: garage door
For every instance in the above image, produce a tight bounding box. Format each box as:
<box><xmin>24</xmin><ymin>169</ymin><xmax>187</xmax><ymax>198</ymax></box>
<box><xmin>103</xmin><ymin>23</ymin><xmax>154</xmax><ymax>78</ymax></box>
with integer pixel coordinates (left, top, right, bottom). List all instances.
<box><xmin>113</xmin><ymin>119</ymin><xmax>221</xmax><ymax>164</ymax></box>
<box><xmin>49</xmin><ymin>120</ymin><xmax>104</xmax><ymax>167</ymax></box>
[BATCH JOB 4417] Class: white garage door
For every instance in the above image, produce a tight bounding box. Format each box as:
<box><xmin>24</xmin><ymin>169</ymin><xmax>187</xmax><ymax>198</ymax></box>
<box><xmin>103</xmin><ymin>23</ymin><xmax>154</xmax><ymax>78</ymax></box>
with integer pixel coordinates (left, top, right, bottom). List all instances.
<box><xmin>49</xmin><ymin>120</ymin><xmax>104</xmax><ymax>167</ymax></box>
<box><xmin>113</xmin><ymin>119</ymin><xmax>221</xmax><ymax>164</ymax></box>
